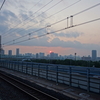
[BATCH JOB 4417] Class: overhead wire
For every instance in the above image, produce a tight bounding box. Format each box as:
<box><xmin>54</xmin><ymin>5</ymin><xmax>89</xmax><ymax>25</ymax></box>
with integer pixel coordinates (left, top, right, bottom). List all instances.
<box><xmin>3</xmin><ymin>17</ymin><xmax>100</xmax><ymax>47</ymax></box>
<box><xmin>0</xmin><ymin>0</ymin><xmax>6</xmax><ymax>11</ymax></box>
<box><xmin>0</xmin><ymin>0</ymin><xmax>41</xmax><ymax>34</ymax></box>
<box><xmin>3</xmin><ymin>0</ymin><xmax>81</xmax><ymax>39</ymax></box>
<box><xmin>2</xmin><ymin>0</ymin><xmax>62</xmax><ymax>38</ymax></box>
<box><xmin>14</xmin><ymin>0</ymin><xmax>81</xmax><ymax>35</ymax></box>
<box><xmin>2</xmin><ymin>17</ymin><xmax>72</xmax><ymax>45</ymax></box>
<box><xmin>2</xmin><ymin>0</ymin><xmax>53</xmax><ymax>36</ymax></box>
<box><xmin>2</xmin><ymin>1</ymin><xmax>100</xmax><ymax>45</ymax></box>
<box><xmin>2</xmin><ymin>0</ymin><xmax>81</xmax><ymax>41</ymax></box>
<box><xmin>73</xmin><ymin>2</ymin><xmax>100</xmax><ymax>16</ymax></box>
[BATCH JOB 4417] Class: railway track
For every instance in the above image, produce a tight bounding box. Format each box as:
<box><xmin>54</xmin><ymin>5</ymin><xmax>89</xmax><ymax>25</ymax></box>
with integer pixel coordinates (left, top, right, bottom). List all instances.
<box><xmin>0</xmin><ymin>71</ymin><xmax>59</xmax><ymax>100</ymax></box>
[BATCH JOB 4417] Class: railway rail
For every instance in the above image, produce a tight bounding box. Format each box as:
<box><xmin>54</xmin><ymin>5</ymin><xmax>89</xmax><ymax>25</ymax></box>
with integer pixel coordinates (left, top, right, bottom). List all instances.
<box><xmin>0</xmin><ymin>71</ymin><xmax>60</xmax><ymax>100</ymax></box>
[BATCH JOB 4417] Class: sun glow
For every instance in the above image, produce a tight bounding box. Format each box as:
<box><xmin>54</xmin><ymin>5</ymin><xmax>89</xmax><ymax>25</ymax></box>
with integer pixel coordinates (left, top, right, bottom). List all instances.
<box><xmin>49</xmin><ymin>51</ymin><xmax>52</xmax><ymax>53</ymax></box>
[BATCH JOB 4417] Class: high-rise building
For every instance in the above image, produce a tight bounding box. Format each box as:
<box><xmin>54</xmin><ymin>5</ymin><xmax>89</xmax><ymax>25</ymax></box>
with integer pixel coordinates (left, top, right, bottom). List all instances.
<box><xmin>16</xmin><ymin>48</ymin><xmax>19</xmax><ymax>56</ymax></box>
<box><xmin>36</xmin><ymin>53</ymin><xmax>38</xmax><ymax>58</ymax></box>
<box><xmin>8</xmin><ymin>50</ymin><xmax>12</xmax><ymax>56</ymax></box>
<box><xmin>92</xmin><ymin>50</ymin><xmax>97</xmax><ymax>61</ymax></box>
<box><xmin>49</xmin><ymin>52</ymin><xmax>58</xmax><ymax>59</ymax></box>
<box><xmin>0</xmin><ymin>35</ymin><xmax>5</xmax><ymax>56</ymax></box>
<box><xmin>0</xmin><ymin>35</ymin><xmax>1</xmax><ymax>55</ymax></box>
<box><xmin>1</xmin><ymin>49</ymin><xmax>4</xmax><ymax>55</ymax></box>
<box><xmin>50</xmin><ymin>52</ymin><xmax>54</xmax><ymax>58</ymax></box>
<box><xmin>39</xmin><ymin>52</ymin><xmax>45</xmax><ymax>58</ymax></box>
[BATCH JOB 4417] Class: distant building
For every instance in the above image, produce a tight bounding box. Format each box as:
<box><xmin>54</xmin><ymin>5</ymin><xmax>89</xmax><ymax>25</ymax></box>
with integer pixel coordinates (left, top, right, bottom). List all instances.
<box><xmin>36</xmin><ymin>53</ymin><xmax>38</xmax><ymax>59</ymax></box>
<box><xmin>59</xmin><ymin>55</ymin><xmax>64</xmax><ymax>59</ymax></box>
<box><xmin>97</xmin><ymin>57</ymin><xmax>100</xmax><ymax>61</ymax></box>
<box><xmin>39</xmin><ymin>52</ymin><xmax>45</xmax><ymax>58</ymax></box>
<box><xmin>16</xmin><ymin>48</ymin><xmax>19</xmax><ymax>56</ymax></box>
<box><xmin>50</xmin><ymin>52</ymin><xmax>55</xmax><ymax>58</ymax></box>
<box><xmin>1</xmin><ymin>48</ymin><xmax>4</xmax><ymax>55</ymax></box>
<box><xmin>81</xmin><ymin>56</ymin><xmax>91</xmax><ymax>61</ymax></box>
<box><xmin>0</xmin><ymin>36</ymin><xmax>5</xmax><ymax>55</ymax></box>
<box><xmin>49</xmin><ymin>52</ymin><xmax>59</xmax><ymax>59</ymax></box>
<box><xmin>8</xmin><ymin>50</ymin><xmax>12</xmax><ymax>56</ymax></box>
<box><xmin>0</xmin><ymin>35</ymin><xmax>1</xmax><ymax>54</ymax></box>
<box><xmin>67</xmin><ymin>54</ymin><xmax>74</xmax><ymax>60</ymax></box>
<box><xmin>25</xmin><ymin>53</ymin><xmax>32</xmax><ymax>56</ymax></box>
<box><xmin>47</xmin><ymin>54</ymin><xmax>49</xmax><ymax>58</ymax></box>
<box><xmin>54</xmin><ymin>53</ymin><xmax>58</xmax><ymax>58</ymax></box>
<box><xmin>92</xmin><ymin>50</ymin><xmax>97</xmax><ymax>61</ymax></box>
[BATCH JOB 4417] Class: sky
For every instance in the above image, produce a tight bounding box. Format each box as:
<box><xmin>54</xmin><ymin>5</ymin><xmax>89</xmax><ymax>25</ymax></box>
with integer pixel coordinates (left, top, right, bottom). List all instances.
<box><xmin>0</xmin><ymin>0</ymin><xmax>100</xmax><ymax>56</ymax></box>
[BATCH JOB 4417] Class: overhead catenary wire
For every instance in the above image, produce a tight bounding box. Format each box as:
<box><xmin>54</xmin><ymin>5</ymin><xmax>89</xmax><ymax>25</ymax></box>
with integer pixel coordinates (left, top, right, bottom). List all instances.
<box><xmin>0</xmin><ymin>0</ymin><xmax>6</xmax><ymax>11</ymax></box>
<box><xmin>0</xmin><ymin>0</ymin><xmax>41</xmax><ymax>34</ymax></box>
<box><xmin>4</xmin><ymin>1</ymin><xmax>100</xmax><ymax>41</ymax></box>
<box><xmin>73</xmin><ymin>2</ymin><xmax>100</xmax><ymax>16</ymax></box>
<box><xmin>2</xmin><ymin>0</ymin><xmax>53</xmax><ymax>36</ymax></box>
<box><xmin>2</xmin><ymin>17</ymin><xmax>73</xmax><ymax>45</ymax></box>
<box><xmin>2</xmin><ymin>2</ymin><xmax>100</xmax><ymax>45</ymax></box>
<box><xmin>2</xmin><ymin>0</ymin><xmax>81</xmax><ymax>38</ymax></box>
<box><xmin>20</xmin><ymin>1</ymin><xmax>100</xmax><ymax>30</ymax></box>
<box><xmin>1</xmin><ymin>0</ymin><xmax>41</xmax><ymax>38</ymax></box>
<box><xmin>2</xmin><ymin>0</ymin><xmax>82</xmax><ymax>43</ymax></box>
<box><xmin>2</xmin><ymin>0</ymin><xmax>62</xmax><ymax>38</ymax></box>
<box><xmin>3</xmin><ymin>17</ymin><xmax>100</xmax><ymax>47</ymax></box>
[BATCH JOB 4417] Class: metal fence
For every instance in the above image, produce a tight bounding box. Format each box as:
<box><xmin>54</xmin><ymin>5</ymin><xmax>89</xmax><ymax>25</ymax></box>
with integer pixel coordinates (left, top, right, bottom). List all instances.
<box><xmin>0</xmin><ymin>60</ymin><xmax>100</xmax><ymax>93</ymax></box>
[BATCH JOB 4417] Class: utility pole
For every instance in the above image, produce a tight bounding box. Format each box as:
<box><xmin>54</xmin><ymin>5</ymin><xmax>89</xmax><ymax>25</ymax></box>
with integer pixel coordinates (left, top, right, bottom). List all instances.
<box><xmin>75</xmin><ymin>53</ymin><xmax>76</xmax><ymax>66</ymax></box>
<box><xmin>0</xmin><ymin>35</ymin><xmax>1</xmax><ymax>60</ymax></box>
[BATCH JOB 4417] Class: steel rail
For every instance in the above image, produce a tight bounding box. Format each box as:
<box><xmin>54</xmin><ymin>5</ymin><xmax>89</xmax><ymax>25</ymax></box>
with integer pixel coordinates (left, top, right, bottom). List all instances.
<box><xmin>0</xmin><ymin>71</ymin><xmax>59</xmax><ymax>100</ymax></box>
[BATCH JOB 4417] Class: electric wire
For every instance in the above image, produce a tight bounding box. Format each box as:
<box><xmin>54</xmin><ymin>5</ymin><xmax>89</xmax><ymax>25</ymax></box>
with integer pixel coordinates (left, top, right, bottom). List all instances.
<box><xmin>2</xmin><ymin>0</ymin><xmax>81</xmax><ymax>38</ymax></box>
<box><xmin>2</xmin><ymin>0</ymin><xmax>62</xmax><ymax>38</ymax></box>
<box><xmin>2</xmin><ymin>0</ymin><xmax>81</xmax><ymax>42</ymax></box>
<box><xmin>2</xmin><ymin>16</ymin><xmax>72</xmax><ymax>45</ymax></box>
<box><xmin>73</xmin><ymin>2</ymin><xmax>100</xmax><ymax>16</ymax></box>
<box><xmin>3</xmin><ymin>17</ymin><xmax>100</xmax><ymax>47</ymax></box>
<box><xmin>4</xmin><ymin>0</ymin><xmax>100</xmax><ymax>40</ymax></box>
<box><xmin>2</xmin><ymin>2</ymin><xmax>100</xmax><ymax>45</ymax></box>
<box><xmin>2</xmin><ymin>0</ymin><xmax>53</xmax><ymax>36</ymax></box>
<box><xmin>0</xmin><ymin>0</ymin><xmax>6</xmax><ymax>11</ymax></box>
<box><xmin>0</xmin><ymin>0</ymin><xmax>41</xmax><ymax>34</ymax></box>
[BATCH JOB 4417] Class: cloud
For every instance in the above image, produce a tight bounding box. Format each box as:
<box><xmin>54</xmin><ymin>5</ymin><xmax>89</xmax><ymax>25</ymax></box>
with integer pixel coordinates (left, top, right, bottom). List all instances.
<box><xmin>13</xmin><ymin>35</ymin><xmax>100</xmax><ymax>51</ymax></box>
<box><xmin>15</xmin><ymin>33</ymin><xmax>21</xmax><ymax>37</ymax></box>
<box><xmin>0</xmin><ymin>15</ymin><xmax>8</xmax><ymax>23</ymax></box>
<box><xmin>0</xmin><ymin>0</ymin><xmax>98</xmax><ymax>53</ymax></box>
<box><xmin>54</xmin><ymin>31</ymin><xmax>83</xmax><ymax>38</ymax></box>
<box><xmin>0</xmin><ymin>8</ymin><xmax>48</xmax><ymax>36</ymax></box>
<box><xmin>1</xmin><ymin>10</ymin><xmax>18</xmax><ymax>20</ymax></box>
<box><xmin>0</xmin><ymin>10</ymin><xmax>18</xmax><ymax>34</ymax></box>
<box><xmin>20</xmin><ymin>13</ymin><xmax>29</xmax><ymax>21</ymax></box>
<box><xmin>2</xmin><ymin>24</ymin><xmax>97</xmax><ymax>52</ymax></box>
<box><xmin>0</xmin><ymin>0</ymin><xmax>52</xmax><ymax>37</ymax></box>
<box><xmin>0</xmin><ymin>10</ymin><xmax>19</xmax><ymax>28</ymax></box>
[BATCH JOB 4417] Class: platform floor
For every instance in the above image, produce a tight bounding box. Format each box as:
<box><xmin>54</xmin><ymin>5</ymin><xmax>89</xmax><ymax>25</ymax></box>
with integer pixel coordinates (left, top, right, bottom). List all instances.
<box><xmin>0</xmin><ymin>67</ymin><xmax>100</xmax><ymax>100</ymax></box>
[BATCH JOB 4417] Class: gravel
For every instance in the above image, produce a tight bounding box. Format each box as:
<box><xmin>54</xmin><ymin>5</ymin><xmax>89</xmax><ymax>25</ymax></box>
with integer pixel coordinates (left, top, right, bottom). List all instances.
<box><xmin>0</xmin><ymin>78</ymin><xmax>32</xmax><ymax>100</ymax></box>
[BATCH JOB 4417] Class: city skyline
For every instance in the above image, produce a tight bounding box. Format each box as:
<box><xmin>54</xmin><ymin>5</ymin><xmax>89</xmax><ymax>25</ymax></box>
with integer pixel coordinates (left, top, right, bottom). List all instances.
<box><xmin>2</xmin><ymin>48</ymin><xmax>100</xmax><ymax>61</ymax></box>
<box><xmin>3</xmin><ymin>47</ymin><xmax>99</xmax><ymax>58</ymax></box>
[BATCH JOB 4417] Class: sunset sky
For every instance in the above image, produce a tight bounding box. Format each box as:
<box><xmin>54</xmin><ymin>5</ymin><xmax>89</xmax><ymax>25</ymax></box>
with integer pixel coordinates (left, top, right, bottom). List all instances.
<box><xmin>0</xmin><ymin>0</ymin><xmax>100</xmax><ymax>56</ymax></box>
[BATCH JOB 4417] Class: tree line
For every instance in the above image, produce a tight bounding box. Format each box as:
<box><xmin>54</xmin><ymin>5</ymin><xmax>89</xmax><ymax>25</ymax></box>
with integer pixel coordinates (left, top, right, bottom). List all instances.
<box><xmin>28</xmin><ymin>59</ymin><xmax>100</xmax><ymax>68</ymax></box>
